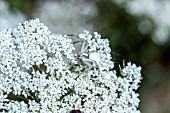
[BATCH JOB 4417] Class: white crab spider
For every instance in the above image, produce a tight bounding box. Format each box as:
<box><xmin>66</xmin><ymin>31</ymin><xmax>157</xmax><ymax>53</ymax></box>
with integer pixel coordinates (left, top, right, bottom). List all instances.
<box><xmin>77</xmin><ymin>40</ymin><xmax>101</xmax><ymax>71</ymax></box>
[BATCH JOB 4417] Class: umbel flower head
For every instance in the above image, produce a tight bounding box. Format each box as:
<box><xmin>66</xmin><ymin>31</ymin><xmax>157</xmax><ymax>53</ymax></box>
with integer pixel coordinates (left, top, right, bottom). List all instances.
<box><xmin>0</xmin><ymin>19</ymin><xmax>142</xmax><ymax>113</ymax></box>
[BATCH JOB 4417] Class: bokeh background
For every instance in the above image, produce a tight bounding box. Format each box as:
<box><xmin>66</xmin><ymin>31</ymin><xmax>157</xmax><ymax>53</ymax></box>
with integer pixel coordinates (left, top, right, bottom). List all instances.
<box><xmin>0</xmin><ymin>0</ymin><xmax>170</xmax><ymax>113</ymax></box>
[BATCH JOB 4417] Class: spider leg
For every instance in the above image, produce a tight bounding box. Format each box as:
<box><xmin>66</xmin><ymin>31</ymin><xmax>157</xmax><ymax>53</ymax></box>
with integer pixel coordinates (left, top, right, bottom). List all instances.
<box><xmin>81</xmin><ymin>41</ymin><xmax>85</xmax><ymax>53</ymax></box>
<box><xmin>81</xmin><ymin>41</ymin><xmax>88</xmax><ymax>54</ymax></box>
<box><xmin>82</xmin><ymin>58</ymin><xmax>97</xmax><ymax>68</ymax></box>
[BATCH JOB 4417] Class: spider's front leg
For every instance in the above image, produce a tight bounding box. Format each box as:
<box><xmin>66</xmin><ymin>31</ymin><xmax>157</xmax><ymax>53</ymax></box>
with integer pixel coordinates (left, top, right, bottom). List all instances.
<box><xmin>80</xmin><ymin>41</ymin><xmax>89</xmax><ymax>56</ymax></box>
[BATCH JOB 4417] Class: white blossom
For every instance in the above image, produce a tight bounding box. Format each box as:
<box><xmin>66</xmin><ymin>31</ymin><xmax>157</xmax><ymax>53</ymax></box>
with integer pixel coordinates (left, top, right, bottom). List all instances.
<box><xmin>0</xmin><ymin>19</ymin><xmax>142</xmax><ymax>113</ymax></box>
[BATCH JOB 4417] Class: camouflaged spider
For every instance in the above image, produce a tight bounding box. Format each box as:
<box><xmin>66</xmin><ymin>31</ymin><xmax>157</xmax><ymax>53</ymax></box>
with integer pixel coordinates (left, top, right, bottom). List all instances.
<box><xmin>68</xmin><ymin>34</ymin><xmax>101</xmax><ymax>73</ymax></box>
<box><xmin>75</xmin><ymin>40</ymin><xmax>100</xmax><ymax>72</ymax></box>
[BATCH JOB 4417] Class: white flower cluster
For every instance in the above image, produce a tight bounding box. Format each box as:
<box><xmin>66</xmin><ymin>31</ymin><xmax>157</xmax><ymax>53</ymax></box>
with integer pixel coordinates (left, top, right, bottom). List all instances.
<box><xmin>0</xmin><ymin>19</ymin><xmax>142</xmax><ymax>113</ymax></box>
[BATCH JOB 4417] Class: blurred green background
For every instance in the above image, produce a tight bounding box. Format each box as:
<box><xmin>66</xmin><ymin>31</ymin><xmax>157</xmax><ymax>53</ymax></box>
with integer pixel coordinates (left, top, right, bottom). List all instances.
<box><xmin>1</xmin><ymin>0</ymin><xmax>170</xmax><ymax>113</ymax></box>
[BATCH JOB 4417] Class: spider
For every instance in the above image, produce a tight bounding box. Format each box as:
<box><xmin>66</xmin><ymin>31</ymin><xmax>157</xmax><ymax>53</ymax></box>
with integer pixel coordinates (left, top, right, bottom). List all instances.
<box><xmin>67</xmin><ymin>34</ymin><xmax>100</xmax><ymax>73</ymax></box>
<box><xmin>75</xmin><ymin>40</ymin><xmax>100</xmax><ymax>72</ymax></box>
